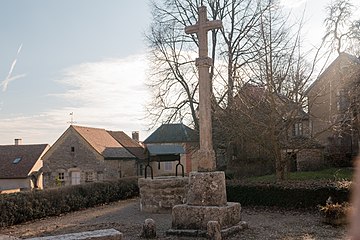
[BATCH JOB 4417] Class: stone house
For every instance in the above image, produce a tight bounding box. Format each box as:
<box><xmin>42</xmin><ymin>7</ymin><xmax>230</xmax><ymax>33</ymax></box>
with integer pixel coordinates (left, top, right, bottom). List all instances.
<box><xmin>281</xmin><ymin>100</ymin><xmax>324</xmax><ymax>172</ymax></box>
<box><xmin>0</xmin><ymin>141</ymin><xmax>49</xmax><ymax>193</ymax></box>
<box><xmin>42</xmin><ymin>125</ymin><xmax>145</xmax><ymax>188</ymax></box>
<box><xmin>306</xmin><ymin>53</ymin><xmax>360</xmax><ymax>166</ymax></box>
<box><xmin>143</xmin><ymin>123</ymin><xmax>199</xmax><ymax>177</ymax></box>
<box><xmin>216</xmin><ymin>83</ymin><xmax>324</xmax><ymax>177</ymax></box>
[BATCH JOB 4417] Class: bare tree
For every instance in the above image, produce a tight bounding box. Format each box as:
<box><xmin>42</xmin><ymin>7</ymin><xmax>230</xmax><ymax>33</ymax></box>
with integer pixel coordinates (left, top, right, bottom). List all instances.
<box><xmin>146</xmin><ymin>17</ymin><xmax>200</xmax><ymax>129</ymax></box>
<box><xmin>324</xmin><ymin>0</ymin><xmax>360</xmax><ymax>55</ymax></box>
<box><xmin>146</xmin><ymin>0</ymin><xmax>322</xmax><ymax>181</ymax></box>
<box><xmin>146</xmin><ymin>0</ymin><xmax>269</xmax><ymax>128</ymax></box>
<box><xmin>216</xmin><ymin>1</ymin><xmax>319</xmax><ymax>181</ymax></box>
<box><xmin>305</xmin><ymin>0</ymin><xmax>360</xmax><ymax>166</ymax></box>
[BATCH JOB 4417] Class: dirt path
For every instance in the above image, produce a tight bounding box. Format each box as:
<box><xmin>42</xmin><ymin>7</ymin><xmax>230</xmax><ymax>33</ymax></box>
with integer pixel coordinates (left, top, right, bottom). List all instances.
<box><xmin>0</xmin><ymin>198</ymin><xmax>349</xmax><ymax>239</ymax></box>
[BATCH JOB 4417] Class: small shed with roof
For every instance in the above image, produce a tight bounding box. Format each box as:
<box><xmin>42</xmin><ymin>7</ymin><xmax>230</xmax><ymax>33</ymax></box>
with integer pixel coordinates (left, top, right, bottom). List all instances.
<box><xmin>143</xmin><ymin>123</ymin><xmax>199</xmax><ymax>176</ymax></box>
<box><xmin>281</xmin><ymin>136</ymin><xmax>325</xmax><ymax>172</ymax></box>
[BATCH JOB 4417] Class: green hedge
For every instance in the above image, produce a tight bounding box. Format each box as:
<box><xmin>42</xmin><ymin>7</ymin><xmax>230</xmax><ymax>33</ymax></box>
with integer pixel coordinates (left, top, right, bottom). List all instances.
<box><xmin>0</xmin><ymin>177</ymin><xmax>351</xmax><ymax>228</ymax></box>
<box><xmin>226</xmin><ymin>180</ymin><xmax>350</xmax><ymax>209</ymax></box>
<box><xmin>0</xmin><ymin>177</ymin><xmax>139</xmax><ymax>228</ymax></box>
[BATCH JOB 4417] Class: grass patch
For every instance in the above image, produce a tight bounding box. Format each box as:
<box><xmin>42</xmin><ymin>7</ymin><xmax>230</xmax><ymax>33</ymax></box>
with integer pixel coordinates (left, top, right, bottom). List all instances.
<box><xmin>244</xmin><ymin>168</ymin><xmax>353</xmax><ymax>183</ymax></box>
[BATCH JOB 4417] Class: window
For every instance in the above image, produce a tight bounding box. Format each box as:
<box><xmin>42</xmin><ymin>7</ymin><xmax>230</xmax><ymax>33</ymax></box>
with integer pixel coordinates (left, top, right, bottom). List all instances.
<box><xmin>71</xmin><ymin>171</ymin><xmax>80</xmax><ymax>185</ymax></box>
<box><xmin>58</xmin><ymin>172</ymin><xmax>65</xmax><ymax>181</ymax></box>
<box><xmin>164</xmin><ymin>162</ymin><xmax>173</xmax><ymax>171</ymax></box>
<box><xmin>85</xmin><ymin>171</ymin><xmax>94</xmax><ymax>182</ymax></box>
<box><xmin>337</xmin><ymin>89</ymin><xmax>349</xmax><ymax>112</ymax></box>
<box><xmin>13</xmin><ymin>157</ymin><xmax>22</xmax><ymax>164</ymax></box>
<box><xmin>293</xmin><ymin>122</ymin><xmax>303</xmax><ymax>136</ymax></box>
<box><xmin>139</xmin><ymin>164</ymin><xmax>144</xmax><ymax>176</ymax></box>
<box><xmin>71</xmin><ymin>147</ymin><xmax>75</xmax><ymax>152</ymax></box>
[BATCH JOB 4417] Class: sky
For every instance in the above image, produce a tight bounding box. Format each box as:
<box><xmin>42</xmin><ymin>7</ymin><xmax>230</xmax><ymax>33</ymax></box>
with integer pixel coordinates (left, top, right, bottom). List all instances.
<box><xmin>0</xmin><ymin>0</ymin><xmax>359</xmax><ymax>145</ymax></box>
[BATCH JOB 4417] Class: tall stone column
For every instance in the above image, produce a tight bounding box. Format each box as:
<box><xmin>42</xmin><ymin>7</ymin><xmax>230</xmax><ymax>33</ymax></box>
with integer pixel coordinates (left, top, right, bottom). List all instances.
<box><xmin>168</xmin><ymin>6</ymin><xmax>246</xmax><ymax>238</ymax></box>
<box><xmin>196</xmin><ymin>56</ymin><xmax>216</xmax><ymax>171</ymax></box>
<box><xmin>184</xmin><ymin>6</ymin><xmax>221</xmax><ymax>172</ymax></box>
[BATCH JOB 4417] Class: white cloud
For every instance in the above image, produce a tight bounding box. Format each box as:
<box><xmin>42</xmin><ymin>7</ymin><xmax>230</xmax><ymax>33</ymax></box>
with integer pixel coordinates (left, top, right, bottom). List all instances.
<box><xmin>52</xmin><ymin>54</ymin><xmax>150</xmax><ymax>132</ymax></box>
<box><xmin>0</xmin><ymin>113</ymin><xmax>69</xmax><ymax>145</ymax></box>
<box><xmin>280</xmin><ymin>0</ymin><xmax>308</xmax><ymax>8</ymax></box>
<box><xmin>0</xmin><ymin>54</ymin><xmax>152</xmax><ymax>145</ymax></box>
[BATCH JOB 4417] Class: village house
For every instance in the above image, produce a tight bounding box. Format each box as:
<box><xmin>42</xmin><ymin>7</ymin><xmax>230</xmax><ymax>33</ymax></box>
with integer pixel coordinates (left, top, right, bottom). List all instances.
<box><xmin>0</xmin><ymin>139</ymin><xmax>49</xmax><ymax>193</ymax></box>
<box><xmin>42</xmin><ymin>125</ymin><xmax>145</xmax><ymax>188</ymax></box>
<box><xmin>216</xmin><ymin>83</ymin><xmax>324</xmax><ymax>177</ymax></box>
<box><xmin>143</xmin><ymin>123</ymin><xmax>199</xmax><ymax>177</ymax></box>
<box><xmin>306</xmin><ymin>53</ymin><xmax>360</xmax><ymax>166</ymax></box>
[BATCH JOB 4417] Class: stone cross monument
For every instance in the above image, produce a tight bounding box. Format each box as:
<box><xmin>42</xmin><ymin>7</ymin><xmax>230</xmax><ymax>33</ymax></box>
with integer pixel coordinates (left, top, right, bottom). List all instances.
<box><xmin>185</xmin><ymin>6</ymin><xmax>222</xmax><ymax>172</ymax></box>
<box><xmin>167</xmin><ymin>6</ymin><xmax>245</xmax><ymax>237</ymax></box>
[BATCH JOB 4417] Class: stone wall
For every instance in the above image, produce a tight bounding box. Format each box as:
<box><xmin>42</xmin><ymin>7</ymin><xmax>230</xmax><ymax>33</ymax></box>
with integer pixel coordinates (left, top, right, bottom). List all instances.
<box><xmin>43</xmin><ymin>127</ymin><xmax>137</xmax><ymax>188</ymax></box>
<box><xmin>104</xmin><ymin>159</ymin><xmax>137</xmax><ymax>179</ymax></box>
<box><xmin>138</xmin><ymin>176</ymin><xmax>189</xmax><ymax>213</ymax></box>
<box><xmin>297</xmin><ymin>149</ymin><xmax>324</xmax><ymax>171</ymax></box>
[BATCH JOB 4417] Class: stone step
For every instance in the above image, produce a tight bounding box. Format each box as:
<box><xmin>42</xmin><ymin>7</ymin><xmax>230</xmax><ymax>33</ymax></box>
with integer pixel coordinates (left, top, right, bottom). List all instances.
<box><xmin>25</xmin><ymin>229</ymin><xmax>122</xmax><ymax>240</ymax></box>
<box><xmin>0</xmin><ymin>235</ymin><xmax>20</xmax><ymax>240</ymax></box>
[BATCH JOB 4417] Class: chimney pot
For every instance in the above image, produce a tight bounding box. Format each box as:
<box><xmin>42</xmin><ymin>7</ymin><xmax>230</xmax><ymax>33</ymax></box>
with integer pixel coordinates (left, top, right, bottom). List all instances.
<box><xmin>15</xmin><ymin>138</ymin><xmax>22</xmax><ymax>145</ymax></box>
<box><xmin>132</xmin><ymin>131</ymin><xmax>139</xmax><ymax>141</ymax></box>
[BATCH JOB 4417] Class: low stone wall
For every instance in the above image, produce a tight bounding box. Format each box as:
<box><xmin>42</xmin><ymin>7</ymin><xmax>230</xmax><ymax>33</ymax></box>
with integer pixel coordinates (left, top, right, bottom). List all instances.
<box><xmin>138</xmin><ymin>176</ymin><xmax>189</xmax><ymax>213</ymax></box>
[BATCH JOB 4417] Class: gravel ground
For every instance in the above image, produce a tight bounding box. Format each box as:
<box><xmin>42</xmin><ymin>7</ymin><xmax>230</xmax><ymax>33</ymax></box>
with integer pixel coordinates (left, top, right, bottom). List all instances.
<box><xmin>0</xmin><ymin>197</ymin><xmax>350</xmax><ymax>240</ymax></box>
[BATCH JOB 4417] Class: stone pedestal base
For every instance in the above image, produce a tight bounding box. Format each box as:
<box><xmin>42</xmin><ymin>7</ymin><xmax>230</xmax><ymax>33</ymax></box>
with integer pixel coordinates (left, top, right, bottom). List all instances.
<box><xmin>187</xmin><ymin>171</ymin><xmax>227</xmax><ymax>206</ymax></box>
<box><xmin>167</xmin><ymin>171</ymin><xmax>247</xmax><ymax>237</ymax></box>
<box><xmin>171</xmin><ymin>202</ymin><xmax>241</xmax><ymax>230</ymax></box>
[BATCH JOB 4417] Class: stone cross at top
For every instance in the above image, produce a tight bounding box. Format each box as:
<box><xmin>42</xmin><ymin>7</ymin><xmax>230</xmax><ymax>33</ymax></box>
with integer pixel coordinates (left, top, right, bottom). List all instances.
<box><xmin>185</xmin><ymin>6</ymin><xmax>222</xmax><ymax>172</ymax></box>
<box><xmin>185</xmin><ymin>6</ymin><xmax>222</xmax><ymax>58</ymax></box>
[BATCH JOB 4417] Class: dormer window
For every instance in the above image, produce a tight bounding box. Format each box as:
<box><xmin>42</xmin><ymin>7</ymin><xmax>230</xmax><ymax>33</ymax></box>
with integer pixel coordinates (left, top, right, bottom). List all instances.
<box><xmin>13</xmin><ymin>157</ymin><xmax>22</xmax><ymax>164</ymax></box>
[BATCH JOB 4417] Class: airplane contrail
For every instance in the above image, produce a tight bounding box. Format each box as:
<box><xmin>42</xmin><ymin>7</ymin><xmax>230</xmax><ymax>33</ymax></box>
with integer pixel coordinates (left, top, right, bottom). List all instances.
<box><xmin>1</xmin><ymin>74</ymin><xmax>27</xmax><ymax>92</ymax></box>
<box><xmin>17</xmin><ymin>43</ymin><xmax>23</xmax><ymax>54</ymax></box>
<box><xmin>1</xmin><ymin>43</ymin><xmax>26</xmax><ymax>92</ymax></box>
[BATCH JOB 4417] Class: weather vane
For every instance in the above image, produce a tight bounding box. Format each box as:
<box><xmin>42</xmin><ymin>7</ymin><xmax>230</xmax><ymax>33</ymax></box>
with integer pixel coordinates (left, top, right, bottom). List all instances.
<box><xmin>68</xmin><ymin>112</ymin><xmax>77</xmax><ymax>125</ymax></box>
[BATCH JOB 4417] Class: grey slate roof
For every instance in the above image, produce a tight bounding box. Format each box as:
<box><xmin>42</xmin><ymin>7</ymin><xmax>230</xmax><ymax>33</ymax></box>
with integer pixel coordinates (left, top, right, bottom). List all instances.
<box><xmin>144</xmin><ymin>123</ymin><xmax>198</xmax><ymax>144</ymax></box>
<box><xmin>282</xmin><ymin>136</ymin><xmax>324</xmax><ymax>149</ymax></box>
<box><xmin>108</xmin><ymin>131</ymin><xmax>146</xmax><ymax>160</ymax></box>
<box><xmin>146</xmin><ymin>144</ymin><xmax>185</xmax><ymax>156</ymax></box>
<box><xmin>0</xmin><ymin>144</ymin><xmax>49</xmax><ymax>179</ymax></box>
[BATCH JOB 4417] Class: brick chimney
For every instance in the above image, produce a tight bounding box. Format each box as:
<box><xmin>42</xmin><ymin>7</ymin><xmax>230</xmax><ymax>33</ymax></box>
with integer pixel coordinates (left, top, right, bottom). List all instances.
<box><xmin>132</xmin><ymin>131</ymin><xmax>139</xmax><ymax>141</ymax></box>
<box><xmin>14</xmin><ymin>138</ymin><xmax>22</xmax><ymax>145</ymax></box>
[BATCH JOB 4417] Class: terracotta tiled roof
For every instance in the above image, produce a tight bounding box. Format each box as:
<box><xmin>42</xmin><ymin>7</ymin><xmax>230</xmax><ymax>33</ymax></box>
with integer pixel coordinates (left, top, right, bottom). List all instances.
<box><xmin>72</xmin><ymin>125</ymin><xmax>135</xmax><ymax>159</ymax></box>
<box><xmin>108</xmin><ymin>131</ymin><xmax>146</xmax><ymax>160</ymax></box>
<box><xmin>0</xmin><ymin>144</ymin><xmax>49</xmax><ymax>179</ymax></box>
<box><xmin>143</xmin><ymin>123</ymin><xmax>199</xmax><ymax>144</ymax></box>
